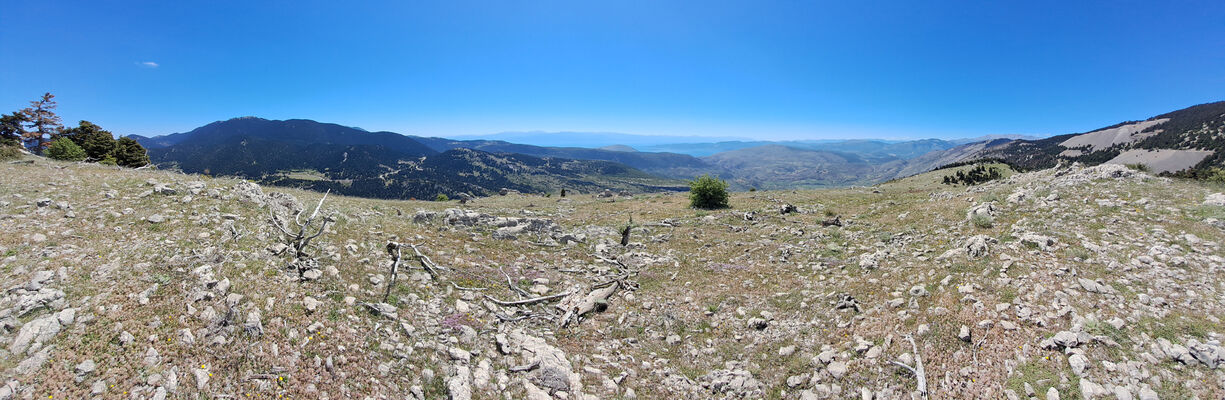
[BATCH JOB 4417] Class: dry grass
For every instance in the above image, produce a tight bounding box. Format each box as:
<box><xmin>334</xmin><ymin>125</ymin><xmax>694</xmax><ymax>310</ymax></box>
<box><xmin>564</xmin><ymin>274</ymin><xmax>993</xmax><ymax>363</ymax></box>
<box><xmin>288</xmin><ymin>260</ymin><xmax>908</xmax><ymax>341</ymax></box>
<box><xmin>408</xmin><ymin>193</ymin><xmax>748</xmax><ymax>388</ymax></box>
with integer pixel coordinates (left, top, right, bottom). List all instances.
<box><xmin>0</xmin><ymin>156</ymin><xmax>1223</xmax><ymax>398</ymax></box>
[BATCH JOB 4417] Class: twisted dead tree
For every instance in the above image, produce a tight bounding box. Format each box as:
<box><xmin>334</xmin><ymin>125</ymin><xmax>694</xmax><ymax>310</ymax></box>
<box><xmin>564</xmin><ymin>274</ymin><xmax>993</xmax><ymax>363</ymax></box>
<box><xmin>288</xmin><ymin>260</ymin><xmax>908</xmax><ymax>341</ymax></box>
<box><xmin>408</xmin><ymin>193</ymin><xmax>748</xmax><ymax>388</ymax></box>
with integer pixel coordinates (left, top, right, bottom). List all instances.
<box><xmin>270</xmin><ymin>190</ymin><xmax>335</xmax><ymax>278</ymax></box>
<box><xmin>383</xmin><ymin>242</ymin><xmax>403</xmax><ymax>302</ymax></box>
<box><xmin>381</xmin><ymin>241</ymin><xmax>446</xmax><ymax>301</ymax></box>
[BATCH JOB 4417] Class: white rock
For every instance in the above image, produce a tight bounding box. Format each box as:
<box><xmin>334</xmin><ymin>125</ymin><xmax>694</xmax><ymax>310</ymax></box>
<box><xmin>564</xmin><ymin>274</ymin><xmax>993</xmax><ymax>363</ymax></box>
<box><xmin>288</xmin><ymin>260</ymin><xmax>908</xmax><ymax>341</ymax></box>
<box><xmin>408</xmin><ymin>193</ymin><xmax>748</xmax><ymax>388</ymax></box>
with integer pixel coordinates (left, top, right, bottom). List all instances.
<box><xmin>303</xmin><ymin>296</ymin><xmax>320</xmax><ymax>313</ymax></box>
<box><xmin>1068</xmin><ymin>353</ymin><xmax>1089</xmax><ymax>376</ymax></box>
<box><xmin>194</xmin><ymin>368</ymin><xmax>209</xmax><ymax>390</ymax></box>
<box><xmin>827</xmin><ymin>361</ymin><xmax>848</xmax><ymax>379</ymax></box>
<box><xmin>957</xmin><ymin>325</ymin><xmax>971</xmax><ymax>342</ymax></box>
<box><xmin>1078</xmin><ymin>379</ymin><xmax>1109</xmax><ymax>399</ymax></box>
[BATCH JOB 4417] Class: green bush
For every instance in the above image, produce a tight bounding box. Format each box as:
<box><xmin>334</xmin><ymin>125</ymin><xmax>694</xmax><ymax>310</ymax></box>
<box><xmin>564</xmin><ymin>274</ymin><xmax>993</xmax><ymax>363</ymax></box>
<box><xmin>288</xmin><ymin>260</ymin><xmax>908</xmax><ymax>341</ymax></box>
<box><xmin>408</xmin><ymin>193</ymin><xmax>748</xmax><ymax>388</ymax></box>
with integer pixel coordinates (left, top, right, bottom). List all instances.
<box><xmin>688</xmin><ymin>174</ymin><xmax>729</xmax><ymax>209</ymax></box>
<box><xmin>46</xmin><ymin>138</ymin><xmax>86</xmax><ymax>161</ymax></box>
<box><xmin>1123</xmin><ymin>163</ymin><xmax>1151</xmax><ymax>172</ymax></box>
<box><xmin>98</xmin><ymin>155</ymin><xmax>118</xmax><ymax>165</ymax></box>
<box><xmin>1204</xmin><ymin>167</ymin><xmax>1225</xmax><ymax>183</ymax></box>
<box><xmin>435</xmin><ymin>194</ymin><xmax>449</xmax><ymax>202</ymax></box>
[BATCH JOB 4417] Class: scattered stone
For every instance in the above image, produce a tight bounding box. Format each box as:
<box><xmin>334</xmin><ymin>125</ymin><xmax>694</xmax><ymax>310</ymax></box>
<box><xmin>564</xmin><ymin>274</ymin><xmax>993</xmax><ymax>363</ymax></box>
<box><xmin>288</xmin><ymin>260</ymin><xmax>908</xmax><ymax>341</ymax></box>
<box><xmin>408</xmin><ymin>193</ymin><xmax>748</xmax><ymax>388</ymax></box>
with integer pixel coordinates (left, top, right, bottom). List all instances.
<box><xmin>303</xmin><ymin>296</ymin><xmax>320</xmax><ymax>313</ymax></box>
<box><xmin>74</xmin><ymin>359</ymin><xmax>97</xmax><ymax>383</ymax></box>
<box><xmin>1078</xmin><ymin>379</ymin><xmax>1109</xmax><ymax>399</ymax></box>
<box><xmin>1204</xmin><ymin>192</ymin><xmax>1225</xmax><ymax>206</ymax></box>
<box><xmin>700</xmin><ymin>363</ymin><xmax>763</xmax><ymax>398</ymax></box>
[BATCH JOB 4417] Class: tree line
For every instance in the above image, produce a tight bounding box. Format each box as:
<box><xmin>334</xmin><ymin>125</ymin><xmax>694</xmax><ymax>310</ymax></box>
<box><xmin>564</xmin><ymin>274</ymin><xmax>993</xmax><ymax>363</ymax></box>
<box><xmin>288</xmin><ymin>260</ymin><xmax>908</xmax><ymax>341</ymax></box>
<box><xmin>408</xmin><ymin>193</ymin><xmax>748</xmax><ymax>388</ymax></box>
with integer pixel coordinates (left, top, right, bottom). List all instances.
<box><xmin>1</xmin><ymin>93</ymin><xmax>149</xmax><ymax>167</ymax></box>
<box><xmin>942</xmin><ymin>165</ymin><xmax>1003</xmax><ymax>186</ymax></box>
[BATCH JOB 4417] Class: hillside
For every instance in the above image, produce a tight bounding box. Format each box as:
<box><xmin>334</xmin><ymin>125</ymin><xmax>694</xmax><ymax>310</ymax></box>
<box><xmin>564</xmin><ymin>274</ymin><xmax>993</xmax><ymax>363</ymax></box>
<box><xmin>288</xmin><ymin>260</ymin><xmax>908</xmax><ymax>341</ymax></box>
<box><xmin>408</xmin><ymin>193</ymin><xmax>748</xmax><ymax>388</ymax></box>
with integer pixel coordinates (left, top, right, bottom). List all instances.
<box><xmin>408</xmin><ymin>136</ymin><xmax>716</xmax><ymax>180</ymax></box>
<box><xmin>968</xmin><ymin>101</ymin><xmax>1225</xmax><ymax>174</ymax></box>
<box><xmin>276</xmin><ymin>148</ymin><xmax>687</xmax><ymax>200</ymax></box>
<box><xmin>3</xmin><ymin>156</ymin><xmax>1224</xmax><ymax>398</ymax></box>
<box><xmin>135</xmin><ymin>118</ymin><xmax>684</xmax><ymax>199</ymax></box>
<box><xmin>133</xmin><ymin>117</ymin><xmax>436</xmax><ymax>156</ymax></box>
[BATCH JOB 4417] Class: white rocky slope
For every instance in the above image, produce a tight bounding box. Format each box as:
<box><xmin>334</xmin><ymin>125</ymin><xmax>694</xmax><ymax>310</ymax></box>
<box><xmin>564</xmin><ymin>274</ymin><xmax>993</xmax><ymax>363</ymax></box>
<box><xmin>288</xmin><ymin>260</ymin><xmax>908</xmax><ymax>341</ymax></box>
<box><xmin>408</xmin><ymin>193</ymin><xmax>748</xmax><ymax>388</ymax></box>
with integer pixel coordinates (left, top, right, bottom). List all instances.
<box><xmin>0</xmin><ymin>158</ymin><xmax>1222</xmax><ymax>399</ymax></box>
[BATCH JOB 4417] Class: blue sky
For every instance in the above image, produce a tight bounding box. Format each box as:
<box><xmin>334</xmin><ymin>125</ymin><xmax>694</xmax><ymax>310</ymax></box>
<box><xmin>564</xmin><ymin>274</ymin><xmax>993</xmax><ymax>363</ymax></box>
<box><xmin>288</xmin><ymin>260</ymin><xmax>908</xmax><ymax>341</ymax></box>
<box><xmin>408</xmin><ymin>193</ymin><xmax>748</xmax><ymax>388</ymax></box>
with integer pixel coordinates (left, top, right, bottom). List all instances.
<box><xmin>2</xmin><ymin>1</ymin><xmax>1223</xmax><ymax>140</ymax></box>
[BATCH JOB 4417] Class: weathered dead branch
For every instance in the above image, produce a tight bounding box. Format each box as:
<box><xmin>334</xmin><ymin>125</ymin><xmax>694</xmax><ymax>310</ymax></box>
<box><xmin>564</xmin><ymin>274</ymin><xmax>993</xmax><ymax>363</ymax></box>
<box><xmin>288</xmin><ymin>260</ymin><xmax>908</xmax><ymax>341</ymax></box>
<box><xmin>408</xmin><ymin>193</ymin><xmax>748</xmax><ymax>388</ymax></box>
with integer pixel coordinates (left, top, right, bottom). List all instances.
<box><xmin>889</xmin><ymin>335</ymin><xmax>928</xmax><ymax>400</ymax></box>
<box><xmin>484</xmin><ymin>291</ymin><xmax>572</xmax><ymax>306</ymax></box>
<box><xmin>559</xmin><ymin>281</ymin><xmax>621</xmax><ymax>328</ymax></box>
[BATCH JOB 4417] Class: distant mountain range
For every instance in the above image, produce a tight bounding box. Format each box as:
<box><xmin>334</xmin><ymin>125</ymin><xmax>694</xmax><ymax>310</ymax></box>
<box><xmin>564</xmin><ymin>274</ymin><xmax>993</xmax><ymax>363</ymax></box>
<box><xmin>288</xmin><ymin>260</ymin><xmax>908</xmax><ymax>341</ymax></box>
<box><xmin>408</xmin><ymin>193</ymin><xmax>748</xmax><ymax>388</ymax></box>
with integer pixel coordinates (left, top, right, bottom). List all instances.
<box><xmin>448</xmin><ymin>131</ymin><xmax>752</xmax><ymax>149</ymax></box>
<box><xmin>636</xmin><ymin>135</ymin><xmax>1039</xmax><ymax>157</ymax></box>
<box><xmin>131</xmin><ymin>101</ymin><xmax>1225</xmax><ymax>199</ymax></box>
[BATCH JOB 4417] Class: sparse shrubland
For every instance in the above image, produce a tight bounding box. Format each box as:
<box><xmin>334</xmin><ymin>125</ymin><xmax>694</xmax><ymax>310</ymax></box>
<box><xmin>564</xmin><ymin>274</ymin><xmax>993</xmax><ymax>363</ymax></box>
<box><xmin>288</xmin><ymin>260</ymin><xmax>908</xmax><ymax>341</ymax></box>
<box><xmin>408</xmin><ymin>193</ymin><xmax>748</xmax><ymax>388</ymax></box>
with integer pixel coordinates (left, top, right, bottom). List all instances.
<box><xmin>0</xmin><ymin>158</ymin><xmax>1221</xmax><ymax>399</ymax></box>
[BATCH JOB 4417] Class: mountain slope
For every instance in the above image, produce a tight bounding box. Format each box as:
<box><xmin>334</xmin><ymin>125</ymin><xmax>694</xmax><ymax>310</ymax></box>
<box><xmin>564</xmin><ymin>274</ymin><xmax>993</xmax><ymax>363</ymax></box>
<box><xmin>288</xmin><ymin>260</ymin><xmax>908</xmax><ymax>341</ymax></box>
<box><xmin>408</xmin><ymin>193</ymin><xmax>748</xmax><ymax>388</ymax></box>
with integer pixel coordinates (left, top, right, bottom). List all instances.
<box><xmin>968</xmin><ymin>101</ymin><xmax>1225</xmax><ymax>173</ymax></box>
<box><xmin>138</xmin><ymin>117</ymin><xmax>683</xmax><ymax>198</ymax></box>
<box><xmin>135</xmin><ymin>117</ymin><xmax>436</xmax><ymax>157</ymax></box>
<box><xmin>274</xmin><ymin>148</ymin><xmax>686</xmax><ymax>200</ymax></box>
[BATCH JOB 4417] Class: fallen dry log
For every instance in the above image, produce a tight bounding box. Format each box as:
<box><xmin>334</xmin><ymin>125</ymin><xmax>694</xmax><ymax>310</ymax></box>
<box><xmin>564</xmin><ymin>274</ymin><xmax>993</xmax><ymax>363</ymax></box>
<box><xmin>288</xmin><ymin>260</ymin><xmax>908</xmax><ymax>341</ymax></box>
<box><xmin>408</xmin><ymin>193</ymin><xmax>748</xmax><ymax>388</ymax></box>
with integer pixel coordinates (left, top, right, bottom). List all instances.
<box><xmin>558</xmin><ymin>282</ymin><xmax>620</xmax><ymax>328</ymax></box>
<box><xmin>484</xmin><ymin>291</ymin><xmax>572</xmax><ymax>306</ymax></box>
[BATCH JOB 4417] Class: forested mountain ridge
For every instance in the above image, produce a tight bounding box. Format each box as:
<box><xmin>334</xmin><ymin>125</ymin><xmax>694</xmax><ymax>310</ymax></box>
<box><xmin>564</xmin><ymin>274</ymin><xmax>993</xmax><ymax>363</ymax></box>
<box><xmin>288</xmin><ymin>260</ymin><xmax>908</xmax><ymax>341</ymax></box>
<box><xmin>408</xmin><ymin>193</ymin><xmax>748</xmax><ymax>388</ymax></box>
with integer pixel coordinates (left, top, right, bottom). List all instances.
<box><xmin>134</xmin><ymin>117</ymin><xmax>684</xmax><ymax>199</ymax></box>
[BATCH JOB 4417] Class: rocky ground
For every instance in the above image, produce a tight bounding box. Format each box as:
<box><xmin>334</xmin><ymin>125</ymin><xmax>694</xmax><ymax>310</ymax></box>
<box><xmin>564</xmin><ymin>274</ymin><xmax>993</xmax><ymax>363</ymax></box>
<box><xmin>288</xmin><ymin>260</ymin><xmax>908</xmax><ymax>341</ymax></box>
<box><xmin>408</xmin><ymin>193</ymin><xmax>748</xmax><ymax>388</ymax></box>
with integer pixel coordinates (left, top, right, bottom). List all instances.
<box><xmin>0</xmin><ymin>157</ymin><xmax>1223</xmax><ymax>399</ymax></box>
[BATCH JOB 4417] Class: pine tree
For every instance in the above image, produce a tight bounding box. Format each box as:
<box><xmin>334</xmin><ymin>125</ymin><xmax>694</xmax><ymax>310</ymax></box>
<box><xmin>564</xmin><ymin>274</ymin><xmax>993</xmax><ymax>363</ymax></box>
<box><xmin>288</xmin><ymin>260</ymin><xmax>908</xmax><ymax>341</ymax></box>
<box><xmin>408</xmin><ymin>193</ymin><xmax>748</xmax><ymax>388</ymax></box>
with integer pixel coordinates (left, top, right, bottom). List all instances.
<box><xmin>111</xmin><ymin>137</ymin><xmax>150</xmax><ymax>168</ymax></box>
<box><xmin>61</xmin><ymin>121</ymin><xmax>117</xmax><ymax>161</ymax></box>
<box><xmin>0</xmin><ymin>112</ymin><xmax>27</xmax><ymax>147</ymax></box>
<box><xmin>20</xmin><ymin>93</ymin><xmax>63</xmax><ymax>153</ymax></box>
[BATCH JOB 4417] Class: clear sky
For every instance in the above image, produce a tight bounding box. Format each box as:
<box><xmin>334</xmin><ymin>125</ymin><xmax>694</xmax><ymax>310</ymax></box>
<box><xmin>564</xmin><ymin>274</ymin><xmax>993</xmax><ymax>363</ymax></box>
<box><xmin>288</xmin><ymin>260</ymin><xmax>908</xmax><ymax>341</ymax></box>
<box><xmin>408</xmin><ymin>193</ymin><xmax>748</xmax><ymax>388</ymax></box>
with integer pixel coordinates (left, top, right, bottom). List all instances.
<box><xmin>2</xmin><ymin>1</ymin><xmax>1223</xmax><ymax>140</ymax></box>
